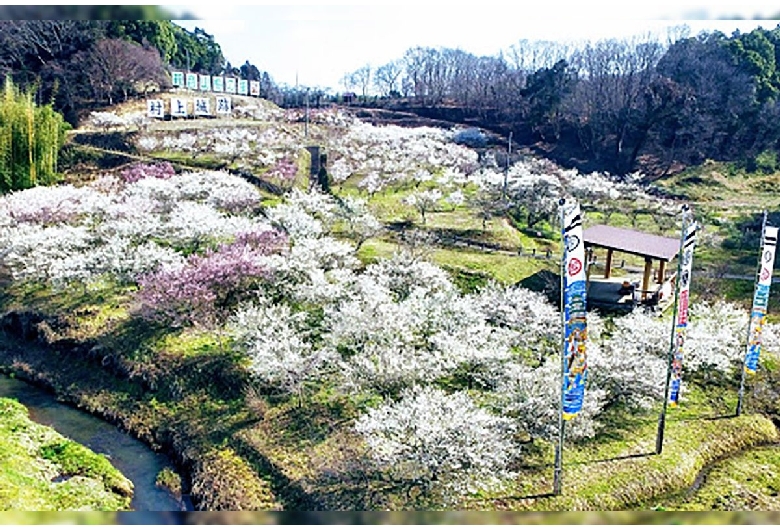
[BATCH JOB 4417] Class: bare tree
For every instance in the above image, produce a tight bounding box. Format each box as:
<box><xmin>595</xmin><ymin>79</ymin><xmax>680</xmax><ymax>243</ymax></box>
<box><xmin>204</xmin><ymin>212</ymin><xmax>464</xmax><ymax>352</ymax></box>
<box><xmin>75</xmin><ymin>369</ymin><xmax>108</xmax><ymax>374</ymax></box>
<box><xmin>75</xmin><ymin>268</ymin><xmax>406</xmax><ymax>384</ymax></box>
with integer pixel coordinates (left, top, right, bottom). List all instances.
<box><xmin>374</xmin><ymin>60</ymin><xmax>403</xmax><ymax>97</ymax></box>
<box><xmin>80</xmin><ymin>38</ymin><xmax>169</xmax><ymax>104</ymax></box>
<box><xmin>351</xmin><ymin>64</ymin><xmax>372</xmax><ymax>98</ymax></box>
<box><xmin>566</xmin><ymin>34</ymin><xmax>666</xmax><ymax>172</ymax></box>
<box><xmin>401</xmin><ymin>47</ymin><xmax>451</xmax><ymax>106</ymax></box>
<box><xmin>508</xmin><ymin>39</ymin><xmax>574</xmax><ymax>76</ymax></box>
<box><xmin>340</xmin><ymin>64</ymin><xmax>372</xmax><ymax>99</ymax></box>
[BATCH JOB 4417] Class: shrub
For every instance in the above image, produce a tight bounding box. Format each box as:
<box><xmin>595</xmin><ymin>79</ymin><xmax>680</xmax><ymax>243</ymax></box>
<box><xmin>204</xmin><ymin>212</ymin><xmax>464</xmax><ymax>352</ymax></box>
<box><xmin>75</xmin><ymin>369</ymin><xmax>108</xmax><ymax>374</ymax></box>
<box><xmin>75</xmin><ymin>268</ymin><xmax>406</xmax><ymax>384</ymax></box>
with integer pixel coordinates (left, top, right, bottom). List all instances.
<box><xmin>751</xmin><ymin>149</ymin><xmax>777</xmax><ymax>174</ymax></box>
<box><xmin>135</xmin><ymin>233</ymin><xmax>283</xmax><ymax>328</ymax></box>
<box><xmin>453</xmin><ymin>128</ymin><xmax>487</xmax><ymax>148</ymax></box>
<box><xmin>119</xmin><ymin>162</ymin><xmax>176</xmax><ymax>183</ymax></box>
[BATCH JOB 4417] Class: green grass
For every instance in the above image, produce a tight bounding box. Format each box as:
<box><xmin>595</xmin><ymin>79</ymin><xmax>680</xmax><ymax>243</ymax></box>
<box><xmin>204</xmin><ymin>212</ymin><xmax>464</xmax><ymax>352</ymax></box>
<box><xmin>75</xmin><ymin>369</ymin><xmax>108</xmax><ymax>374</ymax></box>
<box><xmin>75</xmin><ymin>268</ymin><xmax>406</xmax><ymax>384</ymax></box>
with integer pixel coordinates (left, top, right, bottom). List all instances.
<box><xmin>156</xmin><ymin>327</ymin><xmax>227</xmax><ymax>359</ymax></box>
<box><xmin>0</xmin><ymin>513</ymin><xmax>118</xmax><ymax>524</ymax></box>
<box><xmin>0</xmin><ymin>398</ymin><xmax>132</xmax><ymax>510</ymax></box>
<box><xmin>431</xmin><ymin>247</ymin><xmax>553</xmax><ymax>286</ymax></box>
<box><xmin>356</xmin><ymin>238</ymin><xmax>399</xmax><ymax>264</ymax></box>
<box><xmin>155</xmin><ymin>467</ymin><xmax>183</xmax><ymax>496</ymax></box>
<box><xmin>423</xmin><ymin>211</ymin><xmax>528</xmax><ymax>249</ymax></box>
<box><xmin>655</xmin><ymin>160</ymin><xmax>780</xmax><ymax>209</ymax></box>
<box><xmin>357</xmin><ymin>235</ymin><xmax>554</xmax><ymax>286</ymax></box>
<box><xmin>652</xmin><ymin>444</ymin><xmax>780</xmax><ymax>510</ymax></box>
<box><xmin>460</xmin><ymin>385</ymin><xmax>778</xmax><ymax>511</ymax></box>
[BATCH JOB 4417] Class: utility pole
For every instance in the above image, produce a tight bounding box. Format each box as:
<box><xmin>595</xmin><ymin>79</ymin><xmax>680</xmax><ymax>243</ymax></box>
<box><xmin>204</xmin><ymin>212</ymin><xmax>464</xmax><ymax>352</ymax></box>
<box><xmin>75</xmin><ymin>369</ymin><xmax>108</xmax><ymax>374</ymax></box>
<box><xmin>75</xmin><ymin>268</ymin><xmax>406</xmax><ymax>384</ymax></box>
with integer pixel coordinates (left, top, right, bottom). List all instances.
<box><xmin>305</xmin><ymin>88</ymin><xmax>309</xmax><ymax>139</ymax></box>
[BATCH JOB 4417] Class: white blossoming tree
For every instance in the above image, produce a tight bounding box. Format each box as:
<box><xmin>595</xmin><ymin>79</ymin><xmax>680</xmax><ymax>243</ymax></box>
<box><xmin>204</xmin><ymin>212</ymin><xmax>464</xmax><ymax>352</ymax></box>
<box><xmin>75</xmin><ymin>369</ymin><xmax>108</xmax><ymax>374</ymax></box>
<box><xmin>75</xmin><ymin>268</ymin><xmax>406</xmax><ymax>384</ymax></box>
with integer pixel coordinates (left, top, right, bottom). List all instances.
<box><xmin>354</xmin><ymin>386</ymin><xmax>517</xmax><ymax>508</ymax></box>
<box><xmin>589</xmin><ymin>308</ymin><xmax>669</xmax><ymax>409</ymax></box>
<box><xmin>404</xmin><ymin>189</ymin><xmax>442</xmax><ymax>225</ymax></box>
<box><xmin>473</xmin><ymin>282</ymin><xmax>560</xmax><ymax>362</ymax></box>
<box><xmin>493</xmin><ymin>359</ymin><xmax>607</xmax><ymax>442</ymax></box>
<box><xmin>333</xmin><ymin>196</ymin><xmax>383</xmax><ymax>250</ymax></box>
<box><xmin>228</xmin><ymin>299</ymin><xmax>331</xmax><ymax>403</ymax></box>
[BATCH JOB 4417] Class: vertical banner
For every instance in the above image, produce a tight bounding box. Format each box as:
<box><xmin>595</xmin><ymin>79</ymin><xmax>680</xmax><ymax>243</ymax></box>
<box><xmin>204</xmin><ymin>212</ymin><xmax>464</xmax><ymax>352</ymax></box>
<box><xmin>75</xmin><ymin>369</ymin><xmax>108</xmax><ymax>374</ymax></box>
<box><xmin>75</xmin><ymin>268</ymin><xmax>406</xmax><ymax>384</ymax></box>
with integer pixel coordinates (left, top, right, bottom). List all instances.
<box><xmin>249</xmin><ymin>80</ymin><xmax>260</xmax><ymax>96</ymax></box>
<box><xmin>186</xmin><ymin>73</ymin><xmax>198</xmax><ymax>90</ymax></box>
<box><xmin>744</xmin><ymin>225</ymin><xmax>778</xmax><ymax>373</ymax></box>
<box><xmin>212</xmin><ymin>76</ymin><xmax>224</xmax><ymax>92</ymax></box>
<box><xmin>225</xmin><ymin>77</ymin><xmax>237</xmax><ymax>94</ymax></box>
<box><xmin>170</xmin><ymin>98</ymin><xmax>188</xmax><ymax>117</ymax></box>
<box><xmin>194</xmin><ymin>97</ymin><xmax>210</xmax><ymax>116</ymax></box>
<box><xmin>668</xmin><ymin>220</ymin><xmax>697</xmax><ymax>406</ymax></box>
<box><xmin>216</xmin><ymin>96</ymin><xmax>231</xmax><ymax>115</ymax></box>
<box><xmin>171</xmin><ymin>71</ymin><xmax>184</xmax><ymax>87</ymax></box>
<box><xmin>238</xmin><ymin>79</ymin><xmax>249</xmax><ymax>95</ymax></box>
<box><xmin>146</xmin><ymin>99</ymin><xmax>164</xmax><ymax>119</ymax></box>
<box><xmin>561</xmin><ymin>201</ymin><xmax>588</xmax><ymax>420</ymax></box>
<box><xmin>199</xmin><ymin>74</ymin><xmax>211</xmax><ymax>91</ymax></box>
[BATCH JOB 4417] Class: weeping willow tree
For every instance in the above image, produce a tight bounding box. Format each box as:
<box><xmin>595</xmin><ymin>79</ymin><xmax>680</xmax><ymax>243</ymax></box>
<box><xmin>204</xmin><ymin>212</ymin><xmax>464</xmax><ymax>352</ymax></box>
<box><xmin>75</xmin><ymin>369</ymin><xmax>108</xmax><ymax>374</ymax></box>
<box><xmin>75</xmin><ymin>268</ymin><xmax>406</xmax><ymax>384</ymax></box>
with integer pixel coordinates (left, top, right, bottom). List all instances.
<box><xmin>0</xmin><ymin>77</ymin><xmax>68</xmax><ymax>193</ymax></box>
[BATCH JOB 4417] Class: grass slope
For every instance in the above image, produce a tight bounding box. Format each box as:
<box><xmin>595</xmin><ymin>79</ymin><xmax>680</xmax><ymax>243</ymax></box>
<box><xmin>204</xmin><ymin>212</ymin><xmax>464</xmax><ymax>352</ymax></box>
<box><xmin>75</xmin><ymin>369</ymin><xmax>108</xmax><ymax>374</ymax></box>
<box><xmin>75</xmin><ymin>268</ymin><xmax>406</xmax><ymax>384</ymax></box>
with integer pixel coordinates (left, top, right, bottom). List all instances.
<box><xmin>0</xmin><ymin>397</ymin><xmax>133</xmax><ymax>511</ymax></box>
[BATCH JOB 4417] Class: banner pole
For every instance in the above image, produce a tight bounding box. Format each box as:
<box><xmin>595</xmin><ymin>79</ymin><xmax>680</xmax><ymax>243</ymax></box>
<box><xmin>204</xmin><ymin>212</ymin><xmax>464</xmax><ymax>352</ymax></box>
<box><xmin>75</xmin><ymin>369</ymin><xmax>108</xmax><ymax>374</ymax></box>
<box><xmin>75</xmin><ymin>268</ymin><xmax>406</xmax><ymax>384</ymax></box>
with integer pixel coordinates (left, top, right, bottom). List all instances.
<box><xmin>553</xmin><ymin>198</ymin><xmax>566</xmax><ymax>496</ymax></box>
<box><xmin>736</xmin><ymin>210</ymin><xmax>768</xmax><ymax>416</ymax></box>
<box><xmin>656</xmin><ymin>204</ymin><xmax>689</xmax><ymax>455</ymax></box>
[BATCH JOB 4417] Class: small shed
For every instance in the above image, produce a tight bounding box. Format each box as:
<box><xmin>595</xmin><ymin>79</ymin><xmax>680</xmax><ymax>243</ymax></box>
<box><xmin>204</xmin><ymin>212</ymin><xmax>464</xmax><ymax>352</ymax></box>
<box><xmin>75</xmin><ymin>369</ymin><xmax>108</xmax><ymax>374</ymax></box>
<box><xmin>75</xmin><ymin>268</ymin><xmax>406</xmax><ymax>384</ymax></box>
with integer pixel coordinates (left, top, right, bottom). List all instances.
<box><xmin>583</xmin><ymin>225</ymin><xmax>680</xmax><ymax>307</ymax></box>
<box><xmin>305</xmin><ymin>146</ymin><xmax>321</xmax><ymax>176</ymax></box>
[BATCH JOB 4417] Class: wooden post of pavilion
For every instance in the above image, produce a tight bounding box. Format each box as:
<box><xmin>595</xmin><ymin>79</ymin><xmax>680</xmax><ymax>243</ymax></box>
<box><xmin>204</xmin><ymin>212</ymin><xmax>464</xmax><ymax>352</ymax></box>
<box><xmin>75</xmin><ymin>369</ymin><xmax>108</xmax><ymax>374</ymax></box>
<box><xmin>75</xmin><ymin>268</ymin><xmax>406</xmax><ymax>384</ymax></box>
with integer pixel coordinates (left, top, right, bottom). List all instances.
<box><xmin>586</xmin><ymin>248</ymin><xmax>593</xmax><ymax>281</ymax></box>
<box><xmin>657</xmin><ymin>260</ymin><xmax>667</xmax><ymax>284</ymax></box>
<box><xmin>641</xmin><ymin>257</ymin><xmax>653</xmax><ymax>301</ymax></box>
<box><xmin>604</xmin><ymin>249</ymin><xmax>613</xmax><ymax>279</ymax></box>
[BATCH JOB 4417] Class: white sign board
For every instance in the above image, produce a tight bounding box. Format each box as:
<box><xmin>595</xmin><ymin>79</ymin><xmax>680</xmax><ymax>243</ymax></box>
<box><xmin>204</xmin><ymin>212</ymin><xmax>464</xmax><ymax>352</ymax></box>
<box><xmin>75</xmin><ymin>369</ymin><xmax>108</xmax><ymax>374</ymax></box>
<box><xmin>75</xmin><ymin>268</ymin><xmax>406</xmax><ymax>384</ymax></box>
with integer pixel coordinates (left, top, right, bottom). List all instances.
<box><xmin>194</xmin><ymin>97</ymin><xmax>211</xmax><ymax>116</ymax></box>
<box><xmin>171</xmin><ymin>71</ymin><xmax>184</xmax><ymax>87</ymax></box>
<box><xmin>170</xmin><ymin>98</ymin><xmax>188</xmax><ymax>117</ymax></box>
<box><xmin>147</xmin><ymin>99</ymin><xmax>164</xmax><ymax>118</ymax></box>
<box><xmin>216</xmin><ymin>96</ymin><xmax>231</xmax><ymax>114</ymax></box>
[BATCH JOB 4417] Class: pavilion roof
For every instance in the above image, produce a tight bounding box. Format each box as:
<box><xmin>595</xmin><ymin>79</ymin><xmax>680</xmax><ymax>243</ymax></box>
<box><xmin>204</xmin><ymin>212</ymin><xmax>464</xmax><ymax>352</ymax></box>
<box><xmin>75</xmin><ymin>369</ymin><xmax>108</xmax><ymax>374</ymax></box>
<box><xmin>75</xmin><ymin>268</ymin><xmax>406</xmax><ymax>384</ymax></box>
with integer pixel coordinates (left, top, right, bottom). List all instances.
<box><xmin>583</xmin><ymin>224</ymin><xmax>680</xmax><ymax>261</ymax></box>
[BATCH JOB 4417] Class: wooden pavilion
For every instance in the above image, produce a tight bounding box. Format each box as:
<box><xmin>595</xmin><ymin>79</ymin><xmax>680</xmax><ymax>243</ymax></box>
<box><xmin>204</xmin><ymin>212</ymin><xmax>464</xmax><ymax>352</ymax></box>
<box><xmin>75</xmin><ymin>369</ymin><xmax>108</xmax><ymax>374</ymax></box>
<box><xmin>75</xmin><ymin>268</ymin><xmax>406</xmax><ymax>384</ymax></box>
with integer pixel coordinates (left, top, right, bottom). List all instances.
<box><xmin>582</xmin><ymin>224</ymin><xmax>680</xmax><ymax>311</ymax></box>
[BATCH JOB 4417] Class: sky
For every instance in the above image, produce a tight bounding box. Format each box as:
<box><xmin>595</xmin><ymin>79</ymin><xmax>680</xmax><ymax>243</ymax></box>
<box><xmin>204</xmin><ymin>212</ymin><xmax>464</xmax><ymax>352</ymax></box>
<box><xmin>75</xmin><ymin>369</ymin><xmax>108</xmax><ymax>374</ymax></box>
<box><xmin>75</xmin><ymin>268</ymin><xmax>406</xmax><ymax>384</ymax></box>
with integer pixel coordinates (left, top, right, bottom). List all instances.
<box><xmin>165</xmin><ymin>2</ymin><xmax>780</xmax><ymax>92</ymax></box>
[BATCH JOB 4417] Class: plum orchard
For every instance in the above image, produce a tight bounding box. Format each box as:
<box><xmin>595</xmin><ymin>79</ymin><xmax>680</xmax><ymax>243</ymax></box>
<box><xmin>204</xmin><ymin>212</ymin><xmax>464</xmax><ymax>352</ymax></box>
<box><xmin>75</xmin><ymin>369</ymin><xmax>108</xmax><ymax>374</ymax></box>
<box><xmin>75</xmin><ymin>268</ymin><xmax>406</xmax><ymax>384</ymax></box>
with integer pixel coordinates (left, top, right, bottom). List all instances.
<box><xmin>2</xmin><ymin>166</ymin><xmax>776</xmax><ymax>507</ymax></box>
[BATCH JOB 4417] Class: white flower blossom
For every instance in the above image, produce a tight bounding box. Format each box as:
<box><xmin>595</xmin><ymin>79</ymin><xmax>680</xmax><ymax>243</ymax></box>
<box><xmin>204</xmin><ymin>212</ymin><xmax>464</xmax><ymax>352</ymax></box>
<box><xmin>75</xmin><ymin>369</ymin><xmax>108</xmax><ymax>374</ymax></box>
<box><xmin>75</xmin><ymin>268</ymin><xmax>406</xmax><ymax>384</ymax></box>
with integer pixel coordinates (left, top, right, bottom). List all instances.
<box><xmin>354</xmin><ymin>386</ymin><xmax>517</xmax><ymax>506</ymax></box>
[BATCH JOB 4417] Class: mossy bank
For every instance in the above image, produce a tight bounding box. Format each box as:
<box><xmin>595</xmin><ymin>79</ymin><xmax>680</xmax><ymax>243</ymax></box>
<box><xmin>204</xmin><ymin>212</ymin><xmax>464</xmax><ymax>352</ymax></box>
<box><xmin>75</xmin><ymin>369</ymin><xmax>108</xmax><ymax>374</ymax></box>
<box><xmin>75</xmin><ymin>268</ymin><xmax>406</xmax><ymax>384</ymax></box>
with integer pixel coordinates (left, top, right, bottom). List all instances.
<box><xmin>0</xmin><ymin>310</ymin><xmax>281</xmax><ymax>511</ymax></box>
<box><xmin>0</xmin><ymin>396</ymin><xmax>132</xmax><ymax>510</ymax></box>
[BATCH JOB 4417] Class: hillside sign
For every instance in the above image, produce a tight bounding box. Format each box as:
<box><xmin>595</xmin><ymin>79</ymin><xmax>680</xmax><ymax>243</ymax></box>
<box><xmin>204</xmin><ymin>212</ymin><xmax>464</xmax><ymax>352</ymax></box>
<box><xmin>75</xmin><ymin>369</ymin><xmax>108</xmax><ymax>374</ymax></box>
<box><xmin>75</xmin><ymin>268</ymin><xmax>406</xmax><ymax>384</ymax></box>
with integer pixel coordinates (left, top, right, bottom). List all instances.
<box><xmin>171</xmin><ymin>71</ymin><xmax>262</xmax><ymax>98</ymax></box>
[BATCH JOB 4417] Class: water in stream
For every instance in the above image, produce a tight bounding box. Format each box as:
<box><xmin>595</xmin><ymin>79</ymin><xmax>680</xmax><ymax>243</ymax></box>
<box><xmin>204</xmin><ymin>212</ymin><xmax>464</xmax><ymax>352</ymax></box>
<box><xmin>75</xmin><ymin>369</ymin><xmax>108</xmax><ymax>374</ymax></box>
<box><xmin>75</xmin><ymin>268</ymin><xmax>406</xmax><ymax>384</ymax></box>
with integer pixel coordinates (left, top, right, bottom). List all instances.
<box><xmin>0</xmin><ymin>374</ymin><xmax>189</xmax><ymax>511</ymax></box>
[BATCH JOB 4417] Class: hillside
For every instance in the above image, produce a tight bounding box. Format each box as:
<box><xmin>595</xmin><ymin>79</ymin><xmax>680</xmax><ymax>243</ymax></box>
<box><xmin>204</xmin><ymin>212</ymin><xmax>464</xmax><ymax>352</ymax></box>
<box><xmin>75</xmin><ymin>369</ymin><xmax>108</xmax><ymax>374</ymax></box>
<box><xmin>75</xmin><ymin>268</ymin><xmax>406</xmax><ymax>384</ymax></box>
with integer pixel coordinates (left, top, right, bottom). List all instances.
<box><xmin>1</xmin><ymin>92</ymin><xmax>780</xmax><ymax>515</ymax></box>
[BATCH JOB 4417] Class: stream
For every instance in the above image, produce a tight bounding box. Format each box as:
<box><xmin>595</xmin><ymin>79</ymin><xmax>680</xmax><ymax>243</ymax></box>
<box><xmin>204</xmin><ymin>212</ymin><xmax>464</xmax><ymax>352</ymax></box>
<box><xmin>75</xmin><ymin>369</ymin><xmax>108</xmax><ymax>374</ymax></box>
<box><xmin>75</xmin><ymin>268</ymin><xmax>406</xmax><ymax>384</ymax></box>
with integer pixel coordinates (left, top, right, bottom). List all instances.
<box><xmin>0</xmin><ymin>373</ymin><xmax>191</xmax><ymax>511</ymax></box>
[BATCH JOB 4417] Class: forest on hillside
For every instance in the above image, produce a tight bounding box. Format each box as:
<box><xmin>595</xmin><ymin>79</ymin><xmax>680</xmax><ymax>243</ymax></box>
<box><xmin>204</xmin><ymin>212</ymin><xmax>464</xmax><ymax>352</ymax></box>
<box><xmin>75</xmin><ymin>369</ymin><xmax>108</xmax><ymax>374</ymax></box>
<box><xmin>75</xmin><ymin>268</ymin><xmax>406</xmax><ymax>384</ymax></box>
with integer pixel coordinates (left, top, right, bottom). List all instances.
<box><xmin>0</xmin><ymin>16</ymin><xmax>274</xmax><ymax>125</ymax></box>
<box><xmin>341</xmin><ymin>25</ymin><xmax>780</xmax><ymax>177</ymax></box>
<box><xmin>3</xmin><ymin>13</ymin><xmax>780</xmax><ymax>176</ymax></box>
